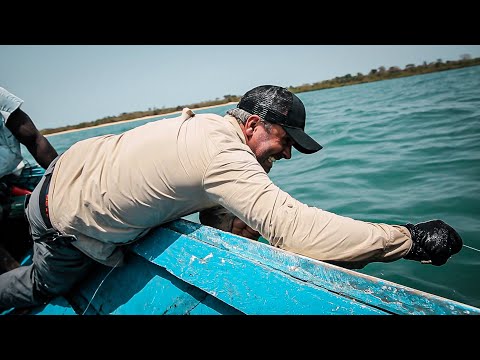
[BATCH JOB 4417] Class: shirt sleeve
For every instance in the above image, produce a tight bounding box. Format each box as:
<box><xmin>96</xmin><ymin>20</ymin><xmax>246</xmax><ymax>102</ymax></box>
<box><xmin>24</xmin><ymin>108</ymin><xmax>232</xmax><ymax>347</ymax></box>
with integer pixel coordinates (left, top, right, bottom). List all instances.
<box><xmin>0</xmin><ymin>87</ymin><xmax>24</xmax><ymax>124</ymax></box>
<box><xmin>203</xmin><ymin>147</ymin><xmax>412</xmax><ymax>269</ymax></box>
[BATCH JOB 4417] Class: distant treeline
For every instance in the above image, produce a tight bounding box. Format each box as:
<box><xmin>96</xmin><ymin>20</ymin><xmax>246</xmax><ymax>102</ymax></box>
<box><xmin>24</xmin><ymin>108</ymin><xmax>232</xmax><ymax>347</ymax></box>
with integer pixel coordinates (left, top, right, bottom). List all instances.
<box><xmin>41</xmin><ymin>55</ymin><xmax>480</xmax><ymax>135</ymax></box>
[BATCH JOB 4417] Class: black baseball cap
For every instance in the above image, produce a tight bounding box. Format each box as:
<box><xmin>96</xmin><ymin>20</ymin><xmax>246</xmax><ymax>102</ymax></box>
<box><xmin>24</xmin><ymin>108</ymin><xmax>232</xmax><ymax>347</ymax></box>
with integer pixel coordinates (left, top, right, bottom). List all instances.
<box><xmin>237</xmin><ymin>85</ymin><xmax>322</xmax><ymax>154</ymax></box>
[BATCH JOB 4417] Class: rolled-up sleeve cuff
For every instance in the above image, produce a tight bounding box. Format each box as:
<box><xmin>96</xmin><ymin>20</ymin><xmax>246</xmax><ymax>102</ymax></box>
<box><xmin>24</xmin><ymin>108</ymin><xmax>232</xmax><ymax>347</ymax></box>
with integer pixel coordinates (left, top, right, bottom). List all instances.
<box><xmin>0</xmin><ymin>87</ymin><xmax>24</xmax><ymax>123</ymax></box>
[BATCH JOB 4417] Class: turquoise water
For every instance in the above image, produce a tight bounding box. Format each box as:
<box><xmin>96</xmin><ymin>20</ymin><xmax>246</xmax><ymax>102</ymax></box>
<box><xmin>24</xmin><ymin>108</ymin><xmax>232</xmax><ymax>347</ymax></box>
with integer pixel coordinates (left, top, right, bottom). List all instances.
<box><xmin>24</xmin><ymin>66</ymin><xmax>480</xmax><ymax>308</ymax></box>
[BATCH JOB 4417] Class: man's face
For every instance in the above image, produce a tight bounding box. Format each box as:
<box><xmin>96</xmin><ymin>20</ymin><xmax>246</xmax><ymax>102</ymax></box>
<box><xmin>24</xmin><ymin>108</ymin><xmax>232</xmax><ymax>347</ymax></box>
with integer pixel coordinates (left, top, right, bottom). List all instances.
<box><xmin>246</xmin><ymin>117</ymin><xmax>294</xmax><ymax>173</ymax></box>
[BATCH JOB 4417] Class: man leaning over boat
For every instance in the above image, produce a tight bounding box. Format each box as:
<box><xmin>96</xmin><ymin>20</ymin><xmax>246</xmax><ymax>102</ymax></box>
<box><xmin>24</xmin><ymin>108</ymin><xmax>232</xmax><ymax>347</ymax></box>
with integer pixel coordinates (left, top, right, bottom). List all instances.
<box><xmin>0</xmin><ymin>85</ymin><xmax>462</xmax><ymax>312</ymax></box>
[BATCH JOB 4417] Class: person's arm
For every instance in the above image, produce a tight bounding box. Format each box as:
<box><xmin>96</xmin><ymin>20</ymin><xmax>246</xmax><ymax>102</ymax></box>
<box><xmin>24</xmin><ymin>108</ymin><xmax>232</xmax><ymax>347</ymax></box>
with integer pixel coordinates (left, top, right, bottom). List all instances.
<box><xmin>203</xmin><ymin>148</ymin><xmax>462</xmax><ymax>269</ymax></box>
<box><xmin>232</xmin><ymin>217</ymin><xmax>261</xmax><ymax>240</ymax></box>
<box><xmin>199</xmin><ymin>206</ymin><xmax>261</xmax><ymax>241</ymax></box>
<box><xmin>6</xmin><ymin>108</ymin><xmax>58</xmax><ymax>169</ymax></box>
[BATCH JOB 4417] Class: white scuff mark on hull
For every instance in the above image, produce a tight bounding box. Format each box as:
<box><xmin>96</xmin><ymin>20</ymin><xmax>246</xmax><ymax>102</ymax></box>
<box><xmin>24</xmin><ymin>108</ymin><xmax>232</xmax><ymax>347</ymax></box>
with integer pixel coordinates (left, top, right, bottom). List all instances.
<box><xmin>189</xmin><ymin>255</ymin><xmax>197</xmax><ymax>266</ymax></box>
<box><xmin>189</xmin><ymin>253</ymin><xmax>213</xmax><ymax>265</ymax></box>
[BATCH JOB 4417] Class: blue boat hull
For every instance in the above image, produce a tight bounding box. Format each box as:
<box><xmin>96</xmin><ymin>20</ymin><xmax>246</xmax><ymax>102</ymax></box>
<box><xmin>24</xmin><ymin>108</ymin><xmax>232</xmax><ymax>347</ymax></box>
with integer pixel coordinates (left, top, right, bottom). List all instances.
<box><xmin>8</xmin><ymin>219</ymin><xmax>476</xmax><ymax>315</ymax></box>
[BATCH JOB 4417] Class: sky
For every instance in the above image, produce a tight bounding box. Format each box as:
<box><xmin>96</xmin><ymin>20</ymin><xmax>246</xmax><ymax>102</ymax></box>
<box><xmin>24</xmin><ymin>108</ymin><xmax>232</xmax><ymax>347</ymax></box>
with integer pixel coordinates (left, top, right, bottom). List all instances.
<box><xmin>1</xmin><ymin>45</ymin><xmax>480</xmax><ymax>130</ymax></box>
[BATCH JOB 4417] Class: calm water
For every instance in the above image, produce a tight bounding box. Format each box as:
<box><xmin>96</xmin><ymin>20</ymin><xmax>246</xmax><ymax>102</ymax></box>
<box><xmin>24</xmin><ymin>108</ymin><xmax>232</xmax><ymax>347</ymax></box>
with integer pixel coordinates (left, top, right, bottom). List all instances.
<box><xmin>25</xmin><ymin>66</ymin><xmax>480</xmax><ymax>308</ymax></box>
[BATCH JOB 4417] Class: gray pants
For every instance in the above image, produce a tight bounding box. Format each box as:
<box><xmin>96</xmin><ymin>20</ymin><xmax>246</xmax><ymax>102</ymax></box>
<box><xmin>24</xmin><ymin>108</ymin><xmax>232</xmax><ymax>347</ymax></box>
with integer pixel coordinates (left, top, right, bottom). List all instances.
<box><xmin>0</xmin><ymin>157</ymin><xmax>95</xmax><ymax>311</ymax></box>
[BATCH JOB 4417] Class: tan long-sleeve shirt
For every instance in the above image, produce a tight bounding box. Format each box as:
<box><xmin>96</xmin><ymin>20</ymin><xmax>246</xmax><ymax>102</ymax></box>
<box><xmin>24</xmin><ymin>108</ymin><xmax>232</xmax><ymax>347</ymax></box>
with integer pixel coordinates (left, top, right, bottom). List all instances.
<box><xmin>49</xmin><ymin>108</ymin><xmax>412</xmax><ymax>267</ymax></box>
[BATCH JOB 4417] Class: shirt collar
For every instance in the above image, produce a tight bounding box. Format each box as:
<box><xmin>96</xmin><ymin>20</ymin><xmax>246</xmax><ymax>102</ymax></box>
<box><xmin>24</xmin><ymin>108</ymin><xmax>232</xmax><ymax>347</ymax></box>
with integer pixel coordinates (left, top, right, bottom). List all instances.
<box><xmin>224</xmin><ymin>114</ymin><xmax>246</xmax><ymax>144</ymax></box>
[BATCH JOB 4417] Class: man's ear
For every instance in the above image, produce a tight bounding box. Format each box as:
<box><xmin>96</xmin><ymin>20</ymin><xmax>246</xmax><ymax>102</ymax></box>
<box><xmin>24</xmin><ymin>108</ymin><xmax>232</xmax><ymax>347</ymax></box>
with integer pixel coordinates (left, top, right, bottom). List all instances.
<box><xmin>245</xmin><ymin>115</ymin><xmax>260</xmax><ymax>136</ymax></box>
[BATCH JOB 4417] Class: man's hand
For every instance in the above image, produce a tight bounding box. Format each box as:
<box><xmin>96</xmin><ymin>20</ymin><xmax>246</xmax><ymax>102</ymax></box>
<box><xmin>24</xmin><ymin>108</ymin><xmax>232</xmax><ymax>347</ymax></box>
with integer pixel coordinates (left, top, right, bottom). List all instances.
<box><xmin>232</xmin><ymin>217</ymin><xmax>261</xmax><ymax>241</ymax></box>
<box><xmin>199</xmin><ymin>206</ymin><xmax>261</xmax><ymax>241</ymax></box>
<box><xmin>404</xmin><ymin>220</ymin><xmax>463</xmax><ymax>265</ymax></box>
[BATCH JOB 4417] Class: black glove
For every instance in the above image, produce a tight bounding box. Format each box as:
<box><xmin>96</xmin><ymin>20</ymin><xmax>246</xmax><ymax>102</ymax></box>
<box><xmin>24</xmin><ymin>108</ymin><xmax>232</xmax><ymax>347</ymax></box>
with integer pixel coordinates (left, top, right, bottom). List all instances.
<box><xmin>403</xmin><ymin>220</ymin><xmax>463</xmax><ymax>266</ymax></box>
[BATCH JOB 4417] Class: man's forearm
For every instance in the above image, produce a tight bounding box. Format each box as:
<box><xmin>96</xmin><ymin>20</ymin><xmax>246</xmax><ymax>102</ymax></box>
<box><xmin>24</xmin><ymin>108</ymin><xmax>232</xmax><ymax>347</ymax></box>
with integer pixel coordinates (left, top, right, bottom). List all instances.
<box><xmin>26</xmin><ymin>135</ymin><xmax>58</xmax><ymax>169</ymax></box>
<box><xmin>199</xmin><ymin>206</ymin><xmax>235</xmax><ymax>232</ymax></box>
<box><xmin>7</xmin><ymin>109</ymin><xmax>58</xmax><ymax>169</ymax></box>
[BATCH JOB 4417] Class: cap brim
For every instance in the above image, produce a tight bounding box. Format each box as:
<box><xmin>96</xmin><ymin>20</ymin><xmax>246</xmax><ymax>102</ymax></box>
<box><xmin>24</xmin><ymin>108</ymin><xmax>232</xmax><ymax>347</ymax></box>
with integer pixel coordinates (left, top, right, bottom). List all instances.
<box><xmin>284</xmin><ymin>127</ymin><xmax>322</xmax><ymax>154</ymax></box>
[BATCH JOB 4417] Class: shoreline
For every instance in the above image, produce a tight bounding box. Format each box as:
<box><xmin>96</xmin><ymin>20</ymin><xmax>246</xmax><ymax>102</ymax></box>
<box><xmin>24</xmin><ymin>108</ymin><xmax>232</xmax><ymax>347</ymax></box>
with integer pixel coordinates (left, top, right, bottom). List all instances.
<box><xmin>43</xmin><ymin>60</ymin><xmax>480</xmax><ymax>138</ymax></box>
<box><xmin>45</xmin><ymin>101</ymin><xmax>238</xmax><ymax>137</ymax></box>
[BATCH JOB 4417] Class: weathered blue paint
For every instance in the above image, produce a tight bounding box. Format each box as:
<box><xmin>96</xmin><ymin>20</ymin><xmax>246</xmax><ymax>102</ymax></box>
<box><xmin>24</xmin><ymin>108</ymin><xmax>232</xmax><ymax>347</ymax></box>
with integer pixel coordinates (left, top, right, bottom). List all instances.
<box><xmin>66</xmin><ymin>252</ymin><xmax>242</xmax><ymax>315</ymax></box>
<box><xmin>132</xmin><ymin>226</ymin><xmax>386</xmax><ymax>314</ymax></box>
<box><xmin>29</xmin><ymin>297</ymin><xmax>78</xmax><ymax>315</ymax></box>
<box><xmin>162</xmin><ymin>220</ymin><xmax>480</xmax><ymax>315</ymax></box>
<box><xmin>13</xmin><ymin>218</ymin><xmax>480</xmax><ymax>315</ymax></box>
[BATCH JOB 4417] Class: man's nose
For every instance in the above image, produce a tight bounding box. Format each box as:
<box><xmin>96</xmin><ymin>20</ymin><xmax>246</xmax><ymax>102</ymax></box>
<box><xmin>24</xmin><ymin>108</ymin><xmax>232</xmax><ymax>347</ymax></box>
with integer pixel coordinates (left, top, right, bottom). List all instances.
<box><xmin>282</xmin><ymin>145</ymin><xmax>292</xmax><ymax>159</ymax></box>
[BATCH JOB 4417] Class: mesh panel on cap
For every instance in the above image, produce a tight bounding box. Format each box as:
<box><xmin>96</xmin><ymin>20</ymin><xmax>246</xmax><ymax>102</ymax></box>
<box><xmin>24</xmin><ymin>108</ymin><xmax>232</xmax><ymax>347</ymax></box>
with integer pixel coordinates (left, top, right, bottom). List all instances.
<box><xmin>239</xmin><ymin>86</ymin><xmax>292</xmax><ymax>124</ymax></box>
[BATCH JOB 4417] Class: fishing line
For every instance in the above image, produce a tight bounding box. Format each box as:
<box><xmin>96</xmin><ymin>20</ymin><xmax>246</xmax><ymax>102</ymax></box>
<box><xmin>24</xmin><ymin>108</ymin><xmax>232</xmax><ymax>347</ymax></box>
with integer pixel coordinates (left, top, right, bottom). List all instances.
<box><xmin>464</xmin><ymin>244</ymin><xmax>480</xmax><ymax>253</ymax></box>
<box><xmin>82</xmin><ymin>257</ymin><xmax>121</xmax><ymax>315</ymax></box>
